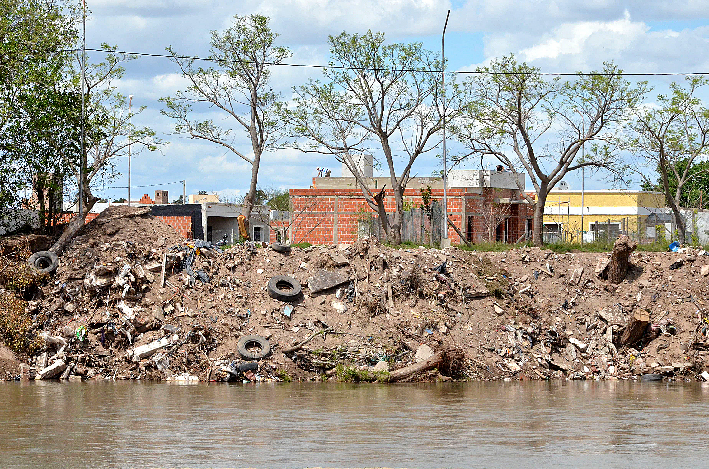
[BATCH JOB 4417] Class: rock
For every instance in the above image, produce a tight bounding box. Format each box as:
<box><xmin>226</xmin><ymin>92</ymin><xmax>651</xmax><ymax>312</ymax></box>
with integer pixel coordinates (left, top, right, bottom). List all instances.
<box><xmin>701</xmin><ymin>371</ymin><xmax>709</xmax><ymax>382</ymax></box>
<box><xmin>493</xmin><ymin>304</ymin><xmax>505</xmax><ymax>316</ymax></box>
<box><xmin>569</xmin><ymin>267</ymin><xmax>584</xmax><ymax>285</ymax></box>
<box><xmin>701</xmin><ymin>265</ymin><xmax>709</xmax><ymax>277</ymax></box>
<box><xmin>331</xmin><ymin>301</ymin><xmax>347</xmax><ymax>313</ymax></box>
<box><xmin>371</xmin><ymin>361</ymin><xmax>389</xmax><ymax>372</ymax></box>
<box><xmin>329</xmin><ymin>251</ymin><xmax>350</xmax><ymax>267</ymax></box>
<box><xmin>415</xmin><ymin>344</ymin><xmax>434</xmax><ymax>362</ymax></box>
<box><xmin>569</xmin><ymin>337</ymin><xmax>588</xmax><ymax>352</ymax></box>
<box><xmin>35</xmin><ymin>359</ymin><xmax>67</xmax><ymax>380</ymax></box>
<box><xmin>598</xmin><ymin>308</ymin><xmax>626</xmax><ymax>327</ymax></box>
<box><xmin>308</xmin><ymin>269</ymin><xmax>350</xmax><ymax>293</ymax></box>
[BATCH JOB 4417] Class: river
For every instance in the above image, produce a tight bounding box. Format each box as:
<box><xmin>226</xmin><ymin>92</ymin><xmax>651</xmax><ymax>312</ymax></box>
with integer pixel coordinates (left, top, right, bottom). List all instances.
<box><xmin>2</xmin><ymin>380</ymin><xmax>709</xmax><ymax>468</ymax></box>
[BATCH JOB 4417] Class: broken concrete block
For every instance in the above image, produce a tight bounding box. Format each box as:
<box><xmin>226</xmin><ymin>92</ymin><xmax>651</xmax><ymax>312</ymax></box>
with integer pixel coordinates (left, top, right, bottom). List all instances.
<box><xmin>128</xmin><ymin>335</ymin><xmax>177</xmax><ymax>362</ymax></box>
<box><xmin>329</xmin><ymin>252</ymin><xmax>350</xmax><ymax>267</ymax></box>
<box><xmin>569</xmin><ymin>267</ymin><xmax>584</xmax><ymax>285</ymax></box>
<box><xmin>35</xmin><ymin>359</ymin><xmax>67</xmax><ymax>380</ymax></box>
<box><xmin>701</xmin><ymin>265</ymin><xmax>709</xmax><ymax>277</ymax></box>
<box><xmin>308</xmin><ymin>269</ymin><xmax>350</xmax><ymax>293</ymax></box>
<box><xmin>415</xmin><ymin>344</ymin><xmax>434</xmax><ymax>362</ymax></box>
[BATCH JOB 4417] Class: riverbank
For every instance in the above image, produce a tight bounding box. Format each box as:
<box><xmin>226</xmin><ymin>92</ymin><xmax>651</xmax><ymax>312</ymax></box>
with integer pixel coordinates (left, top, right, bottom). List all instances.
<box><xmin>1</xmin><ymin>206</ymin><xmax>709</xmax><ymax>383</ymax></box>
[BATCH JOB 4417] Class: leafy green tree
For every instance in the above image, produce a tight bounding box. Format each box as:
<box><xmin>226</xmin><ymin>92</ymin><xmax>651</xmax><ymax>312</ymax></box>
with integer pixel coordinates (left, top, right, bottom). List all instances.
<box><xmin>0</xmin><ymin>0</ymin><xmax>78</xmax><ymax>220</ymax></box>
<box><xmin>161</xmin><ymin>14</ymin><xmax>290</xmax><ymax>239</ymax></box>
<box><xmin>283</xmin><ymin>31</ymin><xmax>449</xmax><ymax>244</ymax></box>
<box><xmin>630</xmin><ymin>77</ymin><xmax>709</xmax><ymax>244</ymax></box>
<box><xmin>641</xmin><ymin>159</ymin><xmax>709</xmax><ymax>209</ymax></box>
<box><xmin>453</xmin><ymin>56</ymin><xmax>647</xmax><ymax>246</ymax></box>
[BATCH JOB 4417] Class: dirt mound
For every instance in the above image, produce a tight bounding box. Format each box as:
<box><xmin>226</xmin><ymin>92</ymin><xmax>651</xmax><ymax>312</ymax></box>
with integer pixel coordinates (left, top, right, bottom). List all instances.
<box><xmin>2</xmin><ymin>211</ymin><xmax>709</xmax><ymax>384</ymax></box>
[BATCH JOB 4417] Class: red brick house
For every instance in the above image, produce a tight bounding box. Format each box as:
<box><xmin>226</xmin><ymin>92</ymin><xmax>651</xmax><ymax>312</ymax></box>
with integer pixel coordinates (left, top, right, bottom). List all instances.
<box><xmin>289</xmin><ymin>169</ymin><xmax>534</xmax><ymax>245</ymax></box>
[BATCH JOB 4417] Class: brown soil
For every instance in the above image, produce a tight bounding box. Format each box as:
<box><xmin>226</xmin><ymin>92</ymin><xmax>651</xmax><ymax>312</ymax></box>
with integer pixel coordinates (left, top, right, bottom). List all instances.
<box><xmin>1</xmin><ymin>206</ymin><xmax>709</xmax><ymax>383</ymax></box>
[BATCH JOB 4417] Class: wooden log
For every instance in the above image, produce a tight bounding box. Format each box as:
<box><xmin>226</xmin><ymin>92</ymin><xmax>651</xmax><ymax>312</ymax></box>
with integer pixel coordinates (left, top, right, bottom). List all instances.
<box><xmin>387</xmin><ymin>351</ymin><xmax>444</xmax><ymax>382</ymax></box>
<box><xmin>620</xmin><ymin>310</ymin><xmax>649</xmax><ymax>346</ymax></box>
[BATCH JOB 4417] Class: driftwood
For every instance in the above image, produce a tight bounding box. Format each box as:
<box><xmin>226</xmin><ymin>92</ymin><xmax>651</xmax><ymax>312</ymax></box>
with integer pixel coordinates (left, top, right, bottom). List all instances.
<box><xmin>607</xmin><ymin>235</ymin><xmax>637</xmax><ymax>284</ymax></box>
<box><xmin>282</xmin><ymin>328</ymin><xmax>331</xmax><ymax>354</ymax></box>
<box><xmin>387</xmin><ymin>351</ymin><xmax>444</xmax><ymax>382</ymax></box>
<box><xmin>620</xmin><ymin>310</ymin><xmax>649</xmax><ymax>346</ymax></box>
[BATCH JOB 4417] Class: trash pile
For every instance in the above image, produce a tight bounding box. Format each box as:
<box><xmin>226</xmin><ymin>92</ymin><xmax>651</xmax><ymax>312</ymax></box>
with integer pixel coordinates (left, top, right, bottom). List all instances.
<box><xmin>1</xmin><ymin>206</ymin><xmax>709</xmax><ymax>383</ymax></box>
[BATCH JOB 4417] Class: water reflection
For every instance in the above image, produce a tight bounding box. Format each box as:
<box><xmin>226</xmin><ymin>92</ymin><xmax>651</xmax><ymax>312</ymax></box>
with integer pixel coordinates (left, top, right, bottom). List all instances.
<box><xmin>2</xmin><ymin>380</ymin><xmax>709</xmax><ymax>468</ymax></box>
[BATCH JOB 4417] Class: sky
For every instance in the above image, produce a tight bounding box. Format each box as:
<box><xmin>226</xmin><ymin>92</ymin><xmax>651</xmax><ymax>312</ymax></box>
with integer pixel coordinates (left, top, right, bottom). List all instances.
<box><xmin>81</xmin><ymin>0</ymin><xmax>709</xmax><ymax>203</ymax></box>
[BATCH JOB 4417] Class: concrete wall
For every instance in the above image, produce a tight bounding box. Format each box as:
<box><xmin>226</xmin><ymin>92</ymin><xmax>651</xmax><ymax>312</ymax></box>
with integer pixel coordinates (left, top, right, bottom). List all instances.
<box><xmin>0</xmin><ymin>209</ymin><xmax>40</xmax><ymax>235</ymax></box>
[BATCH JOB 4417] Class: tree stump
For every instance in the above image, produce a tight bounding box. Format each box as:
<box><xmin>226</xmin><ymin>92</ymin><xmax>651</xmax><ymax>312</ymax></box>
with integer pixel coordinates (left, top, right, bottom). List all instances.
<box><xmin>607</xmin><ymin>235</ymin><xmax>637</xmax><ymax>284</ymax></box>
<box><xmin>619</xmin><ymin>310</ymin><xmax>649</xmax><ymax>346</ymax></box>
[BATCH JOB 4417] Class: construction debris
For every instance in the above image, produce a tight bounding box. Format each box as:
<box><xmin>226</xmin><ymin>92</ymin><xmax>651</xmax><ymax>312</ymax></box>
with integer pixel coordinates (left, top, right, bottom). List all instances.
<box><xmin>2</xmin><ymin>206</ymin><xmax>709</xmax><ymax>384</ymax></box>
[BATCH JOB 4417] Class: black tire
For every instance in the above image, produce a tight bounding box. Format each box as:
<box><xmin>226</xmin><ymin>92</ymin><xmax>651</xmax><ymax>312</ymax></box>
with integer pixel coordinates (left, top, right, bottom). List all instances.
<box><xmin>267</xmin><ymin>275</ymin><xmax>301</xmax><ymax>301</ymax></box>
<box><xmin>237</xmin><ymin>335</ymin><xmax>270</xmax><ymax>360</ymax></box>
<box><xmin>27</xmin><ymin>251</ymin><xmax>59</xmax><ymax>274</ymax></box>
<box><xmin>238</xmin><ymin>361</ymin><xmax>259</xmax><ymax>372</ymax></box>
<box><xmin>271</xmin><ymin>242</ymin><xmax>291</xmax><ymax>254</ymax></box>
<box><xmin>641</xmin><ymin>373</ymin><xmax>663</xmax><ymax>382</ymax></box>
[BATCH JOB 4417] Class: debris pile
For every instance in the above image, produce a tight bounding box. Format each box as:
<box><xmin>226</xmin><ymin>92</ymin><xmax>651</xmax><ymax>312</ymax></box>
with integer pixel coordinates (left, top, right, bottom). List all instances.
<box><xmin>1</xmin><ymin>206</ymin><xmax>709</xmax><ymax>384</ymax></box>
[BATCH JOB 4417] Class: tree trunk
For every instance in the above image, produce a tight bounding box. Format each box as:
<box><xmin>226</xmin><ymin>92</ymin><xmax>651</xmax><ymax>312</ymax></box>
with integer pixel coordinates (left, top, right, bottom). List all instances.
<box><xmin>49</xmin><ymin>190</ymin><xmax>97</xmax><ymax>256</ymax></box>
<box><xmin>240</xmin><ymin>148</ymin><xmax>262</xmax><ymax>240</ymax></box>
<box><xmin>619</xmin><ymin>310</ymin><xmax>649</xmax><ymax>346</ymax></box>
<box><xmin>607</xmin><ymin>234</ymin><xmax>637</xmax><ymax>284</ymax></box>
<box><xmin>669</xmin><ymin>199</ymin><xmax>686</xmax><ymax>245</ymax></box>
<box><xmin>532</xmin><ymin>189</ymin><xmax>547</xmax><ymax>246</ymax></box>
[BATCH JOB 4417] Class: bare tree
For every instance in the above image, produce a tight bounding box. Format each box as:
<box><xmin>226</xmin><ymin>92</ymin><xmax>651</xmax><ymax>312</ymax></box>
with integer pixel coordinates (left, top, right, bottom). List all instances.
<box><xmin>629</xmin><ymin>77</ymin><xmax>709</xmax><ymax>244</ymax></box>
<box><xmin>161</xmin><ymin>14</ymin><xmax>290</xmax><ymax>238</ymax></box>
<box><xmin>51</xmin><ymin>47</ymin><xmax>159</xmax><ymax>255</ymax></box>
<box><xmin>453</xmin><ymin>56</ymin><xmax>647</xmax><ymax>246</ymax></box>
<box><xmin>282</xmin><ymin>31</ymin><xmax>453</xmax><ymax>244</ymax></box>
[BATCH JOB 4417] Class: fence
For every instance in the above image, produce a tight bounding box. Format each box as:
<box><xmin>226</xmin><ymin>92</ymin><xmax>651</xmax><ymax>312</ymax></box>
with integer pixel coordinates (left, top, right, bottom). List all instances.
<box><xmin>363</xmin><ymin>201</ymin><xmax>443</xmax><ymax>245</ymax></box>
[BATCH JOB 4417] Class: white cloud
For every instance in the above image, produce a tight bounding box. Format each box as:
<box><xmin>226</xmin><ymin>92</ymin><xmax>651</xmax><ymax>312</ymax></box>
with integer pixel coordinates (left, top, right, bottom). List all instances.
<box><xmin>197</xmin><ymin>154</ymin><xmax>251</xmax><ymax>175</ymax></box>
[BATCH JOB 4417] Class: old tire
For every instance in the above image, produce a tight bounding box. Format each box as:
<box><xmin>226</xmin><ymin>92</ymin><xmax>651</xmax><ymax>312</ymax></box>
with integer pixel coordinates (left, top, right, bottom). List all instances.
<box><xmin>267</xmin><ymin>275</ymin><xmax>301</xmax><ymax>302</ymax></box>
<box><xmin>271</xmin><ymin>242</ymin><xmax>291</xmax><ymax>254</ymax></box>
<box><xmin>27</xmin><ymin>251</ymin><xmax>59</xmax><ymax>274</ymax></box>
<box><xmin>238</xmin><ymin>361</ymin><xmax>259</xmax><ymax>372</ymax></box>
<box><xmin>237</xmin><ymin>335</ymin><xmax>270</xmax><ymax>360</ymax></box>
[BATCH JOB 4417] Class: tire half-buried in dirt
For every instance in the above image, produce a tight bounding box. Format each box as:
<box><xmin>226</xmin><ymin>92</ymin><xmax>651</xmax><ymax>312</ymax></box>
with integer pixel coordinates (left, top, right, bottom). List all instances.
<box><xmin>237</xmin><ymin>335</ymin><xmax>271</xmax><ymax>360</ymax></box>
<box><xmin>271</xmin><ymin>242</ymin><xmax>291</xmax><ymax>254</ymax></box>
<box><xmin>267</xmin><ymin>275</ymin><xmax>301</xmax><ymax>301</ymax></box>
<box><xmin>27</xmin><ymin>250</ymin><xmax>59</xmax><ymax>274</ymax></box>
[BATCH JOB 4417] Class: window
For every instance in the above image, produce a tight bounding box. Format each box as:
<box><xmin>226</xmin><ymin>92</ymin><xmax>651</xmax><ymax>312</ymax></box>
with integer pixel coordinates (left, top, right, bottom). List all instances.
<box><xmin>252</xmin><ymin>226</ymin><xmax>262</xmax><ymax>242</ymax></box>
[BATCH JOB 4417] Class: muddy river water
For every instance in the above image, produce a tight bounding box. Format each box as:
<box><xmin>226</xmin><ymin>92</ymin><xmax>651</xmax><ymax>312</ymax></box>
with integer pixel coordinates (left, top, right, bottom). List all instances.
<box><xmin>2</xmin><ymin>380</ymin><xmax>709</xmax><ymax>468</ymax></box>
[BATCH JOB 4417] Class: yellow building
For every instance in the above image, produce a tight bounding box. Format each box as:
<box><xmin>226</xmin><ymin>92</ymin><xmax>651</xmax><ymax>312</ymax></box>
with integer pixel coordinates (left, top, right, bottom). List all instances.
<box><xmin>543</xmin><ymin>189</ymin><xmax>669</xmax><ymax>243</ymax></box>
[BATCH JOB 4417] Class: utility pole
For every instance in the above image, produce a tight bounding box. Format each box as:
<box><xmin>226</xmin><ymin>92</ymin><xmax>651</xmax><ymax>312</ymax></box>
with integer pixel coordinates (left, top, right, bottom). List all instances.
<box><xmin>441</xmin><ymin>9</ymin><xmax>450</xmax><ymax>248</ymax></box>
<box><xmin>182</xmin><ymin>180</ymin><xmax>186</xmax><ymax>204</ymax></box>
<box><xmin>79</xmin><ymin>0</ymin><xmax>86</xmax><ymax>218</ymax></box>
<box><xmin>127</xmin><ymin>95</ymin><xmax>133</xmax><ymax>206</ymax></box>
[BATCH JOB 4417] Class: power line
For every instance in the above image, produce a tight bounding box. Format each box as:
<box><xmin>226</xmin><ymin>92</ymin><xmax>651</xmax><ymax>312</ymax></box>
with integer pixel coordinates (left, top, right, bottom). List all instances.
<box><xmin>109</xmin><ymin>180</ymin><xmax>184</xmax><ymax>189</ymax></box>
<box><xmin>68</xmin><ymin>47</ymin><xmax>709</xmax><ymax>77</ymax></box>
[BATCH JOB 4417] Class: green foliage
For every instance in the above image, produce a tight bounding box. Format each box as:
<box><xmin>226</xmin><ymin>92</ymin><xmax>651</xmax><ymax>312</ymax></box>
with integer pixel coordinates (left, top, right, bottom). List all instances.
<box><xmin>456</xmin><ymin>241</ymin><xmax>531</xmax><ymax>252</ymax></box>
<box><xmin>275</xmin><ymin>369</ymin><xmax>292</xmax><ymax>382</ymax></box>
<box><xmin>291</xmin><ymin>242</ymin><xmax>312</xmax><ymax>249</ymax></box>
<box><xmin>0</xmin><ymin>260</ymin><xmax>48</xmax><ymax>295</ymax></box>
<box><xmin>641</xmin><ymin>158</ymin><xmax>709</xmax><ymax>209</ymax></box>
<box><xmin>335</xmin><ymin>364</ymin><xmax>388</xmax><ymax>383</ymax></box>
<box><xmin>0</xmin><ymin>292</ymin><xmax>42</xmax><ymax>356</ymax></box>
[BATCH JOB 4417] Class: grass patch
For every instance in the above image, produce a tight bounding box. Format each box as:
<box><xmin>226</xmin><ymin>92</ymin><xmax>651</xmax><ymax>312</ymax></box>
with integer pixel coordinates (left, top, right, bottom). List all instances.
<box><xmin>0</xmin><ymin>260</ymin><xmax>47</xmax><ymax>297</ymax></box>
<box><xmin>457</xmin><ymin>241</ymin><xmax>531</xmax><ymax>252</ymax></box>
<box><xmin>291</xmin><ymin>242</ymin><xmax>312</xmax><ymax>249</ymax></box>
<box><xmin>0</xmin><ymin>292</ymin><xmax>42</xmax><ymax>356</ymax></box>
<box><xmin>335</xmin><ymin>364</ymin><xmax>389</xmax><ymax>383</ymax></box>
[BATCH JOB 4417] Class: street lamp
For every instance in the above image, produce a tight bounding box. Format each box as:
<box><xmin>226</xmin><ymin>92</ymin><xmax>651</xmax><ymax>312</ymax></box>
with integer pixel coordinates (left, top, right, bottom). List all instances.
<box><xmin>441</xmin><ymin>10</ymin><xmax>450</xmax><ymax>248</ymax></box>
<box><xmin>575</xmin><ymin>109</ymin><xmax>585</xmax><ymax>246</ymax></box>
<box><xmin>127</xmin><ymin>95</ymin><xmax>133</xmax><ymax>206</ymax></box>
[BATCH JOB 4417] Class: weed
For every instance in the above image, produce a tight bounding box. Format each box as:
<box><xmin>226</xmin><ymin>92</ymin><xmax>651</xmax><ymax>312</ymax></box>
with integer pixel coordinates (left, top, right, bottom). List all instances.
<box><xmin>0</xmin><ymin>292</ymin><xmax>42</xmax><ymax>356</ymax></box>
<box><xmin>275</xmin><ymin>369</ymin><xmax>292</xmax><ymax>382</ymax></box>
<box><xmin>291</xmin><ymin>242</ymin><xmax>312</xmax><ymax>249</ymax></box>
<box><xmin>335</xmin><ymin>364</ymin><xmax>389</xmax><ymax>383</ymax></box>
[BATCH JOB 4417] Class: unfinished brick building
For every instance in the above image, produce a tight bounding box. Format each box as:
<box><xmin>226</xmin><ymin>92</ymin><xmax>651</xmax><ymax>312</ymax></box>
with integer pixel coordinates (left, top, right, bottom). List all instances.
<box><xmin>289</xmin><ymin>169</ymin><xmax>534</xmax><ymax>245</ymax></box>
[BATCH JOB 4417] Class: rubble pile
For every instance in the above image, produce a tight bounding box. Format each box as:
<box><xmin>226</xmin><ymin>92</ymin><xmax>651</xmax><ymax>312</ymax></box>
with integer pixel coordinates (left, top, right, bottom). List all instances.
<box><xmin>1</xmin><ymin>206</ymin><xmax>709</xmax><ymax>383</ymax></box>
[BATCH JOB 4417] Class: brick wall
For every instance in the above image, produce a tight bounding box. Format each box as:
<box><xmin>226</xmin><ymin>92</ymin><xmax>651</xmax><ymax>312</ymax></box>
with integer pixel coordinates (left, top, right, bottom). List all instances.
<box><xmin>290</xmin><ymin>183</ymin><xmax>534</xmax><ymax>246</ymax></box>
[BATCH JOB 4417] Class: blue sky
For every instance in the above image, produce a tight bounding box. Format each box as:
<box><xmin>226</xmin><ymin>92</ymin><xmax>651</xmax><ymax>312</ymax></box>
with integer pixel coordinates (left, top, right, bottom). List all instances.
<box><xmin>81</xmin><ymin>0</ymin><xmax>709</xmax><ymax>202</ymax></box>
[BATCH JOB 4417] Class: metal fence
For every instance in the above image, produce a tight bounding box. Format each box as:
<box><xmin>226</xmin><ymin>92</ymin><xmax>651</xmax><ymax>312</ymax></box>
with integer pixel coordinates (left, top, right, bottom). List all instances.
<box><xmin>363</xmin><ymin>201</ymin><xmax>443</xmax><ymax>245</ymax></box>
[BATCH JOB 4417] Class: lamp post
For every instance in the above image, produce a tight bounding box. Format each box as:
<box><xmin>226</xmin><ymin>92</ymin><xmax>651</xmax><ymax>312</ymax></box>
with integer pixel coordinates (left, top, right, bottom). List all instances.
<box><xmin>127</xmin><ymin>95</ymin><xmax>133</xmax><ymax>206</ymax></box>
<box><xmin>441</xmin><ymin>9</ymin><xmax>450</xmax><ymax>248</ymax></box>
<box><xmin>575</xmin><ymin>109</ymin><xmax>585</xmax><ymax>246</ymax></box>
